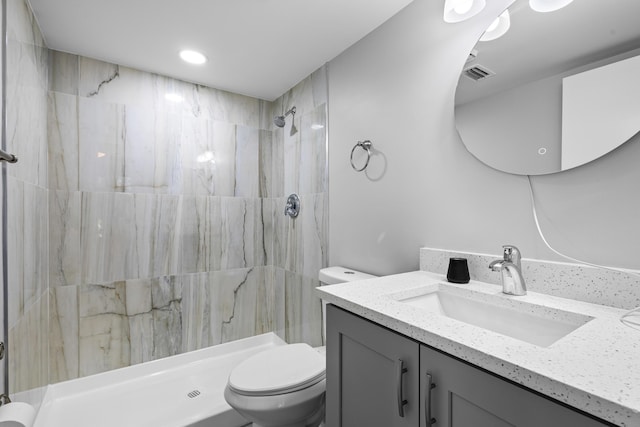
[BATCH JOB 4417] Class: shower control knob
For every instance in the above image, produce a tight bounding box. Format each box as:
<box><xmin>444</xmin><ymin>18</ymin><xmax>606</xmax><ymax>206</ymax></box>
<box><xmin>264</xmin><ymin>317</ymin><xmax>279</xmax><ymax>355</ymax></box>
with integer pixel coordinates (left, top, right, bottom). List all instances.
<box><xmin>284</xmin><ymin>194</ymin><xmax>300</xmax><ymax>218</ymax></box>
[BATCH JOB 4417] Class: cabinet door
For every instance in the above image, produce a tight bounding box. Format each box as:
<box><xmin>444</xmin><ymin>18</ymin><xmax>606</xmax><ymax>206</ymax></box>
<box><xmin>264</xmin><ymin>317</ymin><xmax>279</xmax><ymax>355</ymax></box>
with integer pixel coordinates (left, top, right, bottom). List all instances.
<box><xmin>326</xmin><ymin>305</ymin><xmax>420</xmax><ymax>427</ymax></box>
<box><xmin>420</xmin><ymin>345</ymin><xmax>611</xmax><ymax>427</ymax></box>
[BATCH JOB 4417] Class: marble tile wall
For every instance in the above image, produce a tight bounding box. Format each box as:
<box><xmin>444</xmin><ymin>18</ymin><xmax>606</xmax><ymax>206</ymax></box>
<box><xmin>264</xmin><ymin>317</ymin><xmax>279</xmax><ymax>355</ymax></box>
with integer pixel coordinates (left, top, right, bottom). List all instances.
<box><xmin>6</xmin><ymin>0</ymin><xmax>328</xmax><ymax>394</ymax></box>
<box><xmin>269</xmin><ymin>67</ymin><xmax>329</xmax><ymax>348</ymax></box>
<box><xmin>0</xmin><ymin>1</ymin><xmax>3</xmax><ymax>394</ymax></box>
<box><xmin>46</xmin><ymin>51</ymin><xmax>267</xmax><ymax>381</ymax></box>
<box><xmin>49</xmin><ymin>264</ymin><xmax>320</xmax><ymax>381</ymax></box>
<box><xmin>5</xmin><ymin>0</ymin><xmax>50</xmax><ymax>405</ymax></box>
<box><xmin>45</xmin><ymin>51</ymin><xmax>328</xmax><ymax>382</ymax></box>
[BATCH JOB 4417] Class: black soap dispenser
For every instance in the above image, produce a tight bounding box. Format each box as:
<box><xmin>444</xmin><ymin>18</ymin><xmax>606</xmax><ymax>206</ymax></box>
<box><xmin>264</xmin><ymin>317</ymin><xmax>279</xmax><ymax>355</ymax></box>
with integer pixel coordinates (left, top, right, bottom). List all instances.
<box><xmin>446</xmin><ymin>257</ymin><xmax>470</xmax><ymax>284</ymax></box>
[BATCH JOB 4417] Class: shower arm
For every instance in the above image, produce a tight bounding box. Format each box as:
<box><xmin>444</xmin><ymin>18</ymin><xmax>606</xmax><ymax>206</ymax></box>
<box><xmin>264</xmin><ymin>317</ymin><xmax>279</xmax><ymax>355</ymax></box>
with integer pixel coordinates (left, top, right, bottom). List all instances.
<box><xmin>283</xmin><ymin>106</ymin><xmax>296</xmax><ymax>117</ymax></box>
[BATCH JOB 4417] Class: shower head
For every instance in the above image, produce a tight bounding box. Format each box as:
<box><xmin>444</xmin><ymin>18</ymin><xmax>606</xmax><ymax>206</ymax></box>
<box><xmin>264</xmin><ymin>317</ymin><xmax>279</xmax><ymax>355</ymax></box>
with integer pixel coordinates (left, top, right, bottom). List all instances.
<box><xmin>274</xmin><ymin>106</ymin><xmax>296</xmax><ymax>128</ymax></box>
<box><xmin>274</xmin><ymin>115</ymin><xmax>286</xmax><ymax>128</ymax></box>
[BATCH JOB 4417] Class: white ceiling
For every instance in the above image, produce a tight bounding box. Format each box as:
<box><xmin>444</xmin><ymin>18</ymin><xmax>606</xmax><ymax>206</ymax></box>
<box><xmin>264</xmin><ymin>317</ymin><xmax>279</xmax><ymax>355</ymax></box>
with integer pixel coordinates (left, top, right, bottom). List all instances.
<box><xmin>28</xmin><ymin>0</ymin><xmax>415</xmax><ymax>101</ymax></box>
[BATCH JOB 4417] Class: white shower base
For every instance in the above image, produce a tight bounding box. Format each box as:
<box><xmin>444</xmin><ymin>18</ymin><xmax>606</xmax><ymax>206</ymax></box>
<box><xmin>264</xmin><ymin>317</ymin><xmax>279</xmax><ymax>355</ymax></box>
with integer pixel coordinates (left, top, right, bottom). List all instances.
<box><xmin>32</xmin><ymin>333</ymin><xmax>286</xmax><ymax>427</ymax></box>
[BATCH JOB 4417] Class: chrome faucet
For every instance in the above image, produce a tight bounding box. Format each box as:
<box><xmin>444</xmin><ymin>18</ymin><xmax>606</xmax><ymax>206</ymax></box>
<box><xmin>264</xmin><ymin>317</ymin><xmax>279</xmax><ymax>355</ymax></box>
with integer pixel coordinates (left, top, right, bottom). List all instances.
<box><xmin>489</xmin><ymin>245</ymin><xmax>526</xmax><ymax>296</ymax></box>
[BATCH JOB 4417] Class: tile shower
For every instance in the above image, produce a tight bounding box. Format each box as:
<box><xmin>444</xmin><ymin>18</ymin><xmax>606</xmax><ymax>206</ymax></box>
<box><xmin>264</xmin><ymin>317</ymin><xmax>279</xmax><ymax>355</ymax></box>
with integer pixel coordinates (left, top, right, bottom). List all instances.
<box><xmin>5</xmin><ymin>0</ymin><xmax>328</xmax><ymax>406</ymax></box>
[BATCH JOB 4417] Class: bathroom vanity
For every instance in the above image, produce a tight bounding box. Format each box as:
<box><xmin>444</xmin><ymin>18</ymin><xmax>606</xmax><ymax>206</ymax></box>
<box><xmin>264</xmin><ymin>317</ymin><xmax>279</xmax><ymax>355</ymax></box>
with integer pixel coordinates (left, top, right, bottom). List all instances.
<box><xmin>326</xmin><ymin>305</ymin><xmax>608</xmax><ymax>426</ymax></box>
<box><xmin>318</xmin><ymin>271</ymin><xmax>640</xmax><ymax>427</ymax></box>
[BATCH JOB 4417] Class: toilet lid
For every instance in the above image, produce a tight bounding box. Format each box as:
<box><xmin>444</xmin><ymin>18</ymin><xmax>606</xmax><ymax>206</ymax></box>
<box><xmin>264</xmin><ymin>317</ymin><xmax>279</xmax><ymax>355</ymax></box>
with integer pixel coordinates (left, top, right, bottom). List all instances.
<box><xmin>228</xmin><ymin>344</ymin><xmax>326</xmax><ymax>396</ymax></box>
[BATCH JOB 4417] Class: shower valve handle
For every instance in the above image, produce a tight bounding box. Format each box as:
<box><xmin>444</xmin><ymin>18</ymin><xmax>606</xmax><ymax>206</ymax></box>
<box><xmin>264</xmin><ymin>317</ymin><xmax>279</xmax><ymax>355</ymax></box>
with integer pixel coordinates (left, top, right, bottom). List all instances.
<box><xmin>284</xmin><ymin>194</ymin><xmax>300</xmax><ymax>218</ymax></box>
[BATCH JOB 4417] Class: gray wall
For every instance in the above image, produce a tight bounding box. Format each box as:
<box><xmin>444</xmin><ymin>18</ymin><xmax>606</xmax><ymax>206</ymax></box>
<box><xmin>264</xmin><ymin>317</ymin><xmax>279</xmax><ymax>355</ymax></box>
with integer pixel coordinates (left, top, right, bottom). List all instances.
<box><xmin>328</xmin><ymin>0</ymin><xmax>640</xmax><ymax>275</ymax></box>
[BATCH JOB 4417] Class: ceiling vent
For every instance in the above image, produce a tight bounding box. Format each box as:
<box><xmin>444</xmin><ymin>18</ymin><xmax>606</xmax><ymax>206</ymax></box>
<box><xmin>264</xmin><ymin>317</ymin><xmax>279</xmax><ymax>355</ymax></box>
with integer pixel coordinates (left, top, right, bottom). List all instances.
<box><xmin>463</xmin><ymin>65</ymin><xmax>495</xmax><ymax>81</ymax></box>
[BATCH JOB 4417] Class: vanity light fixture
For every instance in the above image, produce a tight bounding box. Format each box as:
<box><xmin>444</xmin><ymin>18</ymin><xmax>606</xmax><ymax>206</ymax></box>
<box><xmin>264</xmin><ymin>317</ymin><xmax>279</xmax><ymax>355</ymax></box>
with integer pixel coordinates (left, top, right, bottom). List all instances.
<box><xmin>479</xmin><ymin>9</ymin><xmax>510</xmax><ymax>41</ymax></box>
<box><xmin>179</xmin><ymin>49</ymin><xmax>207</xmax><ymax>65</ymax></box>
<box><xmin>529</xmin><ymin>0</ymin><xmax>574</xmax><ymax>13</ymax></box>
<box><xmin>443</xmin><ymin>0</ymin><xmax>486</xmax><ymax>23</ymax></box>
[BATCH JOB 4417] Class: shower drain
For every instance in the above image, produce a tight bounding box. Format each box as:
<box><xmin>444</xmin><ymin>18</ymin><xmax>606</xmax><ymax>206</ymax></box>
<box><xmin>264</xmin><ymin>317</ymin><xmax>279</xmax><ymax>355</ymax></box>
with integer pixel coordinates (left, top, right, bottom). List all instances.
<box><xmin>187</xmin><ymin>390</ymin><xmax>201</xmax><ymax>399</ymax></box>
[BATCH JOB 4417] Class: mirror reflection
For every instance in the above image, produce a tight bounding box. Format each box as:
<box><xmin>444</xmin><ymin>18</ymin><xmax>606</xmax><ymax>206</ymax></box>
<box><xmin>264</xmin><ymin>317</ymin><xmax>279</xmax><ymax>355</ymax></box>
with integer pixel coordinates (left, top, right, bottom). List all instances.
<box><xmin>455</xmin><ymin>0</ymin><xmax>640</xmax><ymax>175</ymax></box>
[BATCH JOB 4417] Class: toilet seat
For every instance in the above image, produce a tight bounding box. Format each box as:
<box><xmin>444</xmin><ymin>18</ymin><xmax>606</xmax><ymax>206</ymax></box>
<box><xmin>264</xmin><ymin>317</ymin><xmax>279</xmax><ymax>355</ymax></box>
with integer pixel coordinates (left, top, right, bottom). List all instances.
<box><xmin>228</xmin><ymin>343</ymin><xmax>326</xmax><ymax>396</ymax></box>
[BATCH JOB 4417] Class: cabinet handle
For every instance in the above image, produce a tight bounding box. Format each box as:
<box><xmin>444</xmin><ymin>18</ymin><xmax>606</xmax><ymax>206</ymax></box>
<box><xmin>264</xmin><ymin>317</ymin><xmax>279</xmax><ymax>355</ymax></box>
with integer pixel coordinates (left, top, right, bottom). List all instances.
<box><xmin>396</xmin><ymin>359</ymin><xmax>409</xmax><ymax>417</ymax></box>
<box><xmin>425</xmin><ymin>373</ymin><xmax>437</xmax><ymax>426</ymax></box>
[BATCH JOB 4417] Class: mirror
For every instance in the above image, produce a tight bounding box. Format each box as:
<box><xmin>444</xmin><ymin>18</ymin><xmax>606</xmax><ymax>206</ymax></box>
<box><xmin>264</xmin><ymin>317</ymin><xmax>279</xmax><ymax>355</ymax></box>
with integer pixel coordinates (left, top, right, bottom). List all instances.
<box><xmin>455</xmin><ymin>0</ymin><xmax>640</xmax><ymax>175</ymax></box>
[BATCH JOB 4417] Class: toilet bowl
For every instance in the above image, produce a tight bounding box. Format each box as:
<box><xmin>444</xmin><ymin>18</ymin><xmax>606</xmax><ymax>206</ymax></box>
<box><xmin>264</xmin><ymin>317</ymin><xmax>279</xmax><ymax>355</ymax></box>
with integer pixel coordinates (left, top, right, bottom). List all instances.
<box><xmin>224</xmin><ymin>267</ymin><xmax>376</xmax><ymax>427</ymax></box>
<box><xmin>224</xmin><ymin>343</ymin><xmax>326</xmax><ymax>427</ymax></box>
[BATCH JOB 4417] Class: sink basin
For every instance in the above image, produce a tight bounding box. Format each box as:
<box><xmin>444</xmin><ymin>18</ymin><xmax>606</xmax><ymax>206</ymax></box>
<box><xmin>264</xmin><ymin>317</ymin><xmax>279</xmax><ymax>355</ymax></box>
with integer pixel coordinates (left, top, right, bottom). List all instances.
<box><xmin>394</xmin><ymin>286</ymin><xmax>593</xmax><ymax>347</ymax></box>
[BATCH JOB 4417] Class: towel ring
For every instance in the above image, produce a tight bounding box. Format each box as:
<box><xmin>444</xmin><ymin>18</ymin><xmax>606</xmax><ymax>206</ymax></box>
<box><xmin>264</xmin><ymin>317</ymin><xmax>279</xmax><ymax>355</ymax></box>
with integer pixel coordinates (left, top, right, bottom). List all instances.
<box><xmin>350</xmin><ymin>140</ymin><xmax>372</xmax><ymax>172</ymax></box>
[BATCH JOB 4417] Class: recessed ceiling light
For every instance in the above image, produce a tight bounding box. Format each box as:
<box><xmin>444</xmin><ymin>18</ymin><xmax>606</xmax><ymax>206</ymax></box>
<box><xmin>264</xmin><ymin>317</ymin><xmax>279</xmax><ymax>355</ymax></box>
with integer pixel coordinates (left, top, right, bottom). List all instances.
<box><xmin>179</xmin><ymin>50</ymin><xmax>207</xmax><ymax>65</ymax></box>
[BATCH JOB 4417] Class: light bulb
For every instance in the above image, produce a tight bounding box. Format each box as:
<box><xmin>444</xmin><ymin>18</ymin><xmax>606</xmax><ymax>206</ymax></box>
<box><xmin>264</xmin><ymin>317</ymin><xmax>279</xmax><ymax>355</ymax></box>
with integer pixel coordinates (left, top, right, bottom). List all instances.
<box><xmin>453</xmin><ymin>0</ymin><xmax>474</xmax><ymax>15</ymax></box>
<box><xmin>480</xmin><ymin>10</ymin><xmax>510</xmax><ymax>42</ymax></box>
<box><xmin>443</xmin><ymin>0</ymin><xmax>486</xmax><ymax>23</ymax></box>
<box><xmin>486</xmin><ymin>17</ymin><xmax>500</xmax><ymax>33</ymax></box>
<box><xmin>529</xmin><ymin>0</ymin><xmax>574</xmax><ymax>13</ymax></box>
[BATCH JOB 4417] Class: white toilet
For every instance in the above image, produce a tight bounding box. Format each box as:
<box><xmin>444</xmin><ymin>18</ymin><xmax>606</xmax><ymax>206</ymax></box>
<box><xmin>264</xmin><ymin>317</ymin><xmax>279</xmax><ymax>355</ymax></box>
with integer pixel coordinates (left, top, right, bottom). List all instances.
<box><xmin>224</xmin><ymin>267</ymin><xmax>376</xmax><ymax>427</ymax></box>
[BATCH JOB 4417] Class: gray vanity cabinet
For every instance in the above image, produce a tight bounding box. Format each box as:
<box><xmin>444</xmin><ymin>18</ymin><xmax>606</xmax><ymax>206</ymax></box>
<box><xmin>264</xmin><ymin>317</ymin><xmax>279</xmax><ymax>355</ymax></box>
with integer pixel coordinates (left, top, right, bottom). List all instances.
<box><xmin>326</xmin><ymin>304</ymin><xmax>420</xmax><ymax>427</ymax></box>
<box><xmin>419</xmin><ymin>344</ymin><xmax>610</xmax><ymax>427</ymax></box>
<box><xmin>326</xmin><ymin>304</ymin><xmax>612</xmax><ymax>427</ymax></box>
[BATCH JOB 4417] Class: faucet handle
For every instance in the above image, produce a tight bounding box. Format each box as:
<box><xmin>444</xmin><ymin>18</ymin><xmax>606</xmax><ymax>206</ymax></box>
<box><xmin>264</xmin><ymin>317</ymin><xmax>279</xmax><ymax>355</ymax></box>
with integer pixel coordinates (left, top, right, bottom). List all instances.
<box><xmin>502</xmin><ymin>245</ymin><xmax>521</xmax><ymax>265</ymax></box>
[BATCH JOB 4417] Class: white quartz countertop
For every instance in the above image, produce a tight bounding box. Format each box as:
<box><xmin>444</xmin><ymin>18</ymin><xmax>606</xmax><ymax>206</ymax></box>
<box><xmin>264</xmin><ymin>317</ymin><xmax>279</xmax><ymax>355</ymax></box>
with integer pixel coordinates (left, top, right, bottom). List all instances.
<box><xmin>316</xmin><ymin>271</ymin><xmax>640</xmax><ymax>427</ymax></box>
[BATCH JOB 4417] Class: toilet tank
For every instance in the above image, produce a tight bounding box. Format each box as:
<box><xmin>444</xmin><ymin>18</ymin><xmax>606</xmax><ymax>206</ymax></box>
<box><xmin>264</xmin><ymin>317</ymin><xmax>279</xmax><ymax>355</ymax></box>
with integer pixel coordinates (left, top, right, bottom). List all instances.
<box><xmin>318</xmin><ymin>267</ymin><xmax>377</xmax><ymax>342</ymax></box>
<box><xmin>319</xmin><ymin>266</ymin><xmax>377</xmax><ymax>285</ymax></box>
